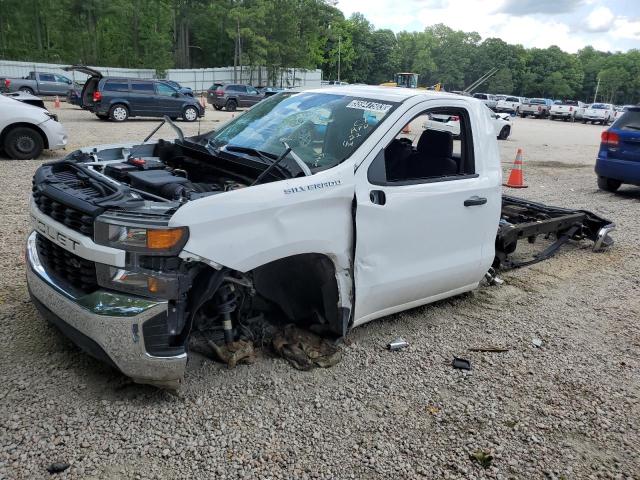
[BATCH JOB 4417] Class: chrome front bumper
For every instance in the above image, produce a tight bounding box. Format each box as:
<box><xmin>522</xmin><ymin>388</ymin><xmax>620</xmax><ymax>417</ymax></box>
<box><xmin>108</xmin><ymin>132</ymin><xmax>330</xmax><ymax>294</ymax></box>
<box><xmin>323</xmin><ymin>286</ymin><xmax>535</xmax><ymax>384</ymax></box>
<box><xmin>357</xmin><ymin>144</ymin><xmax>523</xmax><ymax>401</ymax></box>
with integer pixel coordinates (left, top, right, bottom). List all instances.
<box><xmin>26</xmin><ymin>231</ymin><xmax>187</xmax><ymax>388</ymax></box>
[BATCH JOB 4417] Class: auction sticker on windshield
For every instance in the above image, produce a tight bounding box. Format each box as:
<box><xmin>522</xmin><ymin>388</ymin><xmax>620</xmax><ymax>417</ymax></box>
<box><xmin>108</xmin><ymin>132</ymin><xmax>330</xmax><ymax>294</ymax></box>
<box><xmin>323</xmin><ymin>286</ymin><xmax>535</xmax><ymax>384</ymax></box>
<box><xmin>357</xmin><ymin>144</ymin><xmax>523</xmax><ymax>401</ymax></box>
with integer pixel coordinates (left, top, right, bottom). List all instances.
<box><xmin>346</xmin><ymin>100</ymin><xmax>393</xmax><ymax>113</ymax></box>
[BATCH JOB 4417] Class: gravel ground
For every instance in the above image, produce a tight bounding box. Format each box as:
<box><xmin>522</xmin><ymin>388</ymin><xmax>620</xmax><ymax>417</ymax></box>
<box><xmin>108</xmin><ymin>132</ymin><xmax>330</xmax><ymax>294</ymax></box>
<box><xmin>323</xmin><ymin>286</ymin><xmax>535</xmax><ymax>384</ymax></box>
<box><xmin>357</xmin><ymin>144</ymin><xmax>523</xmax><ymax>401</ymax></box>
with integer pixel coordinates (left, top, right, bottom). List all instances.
<box><xmin>0</xmin><ymin>103</ymin><xmax>638</xmax><ymax>479</ymax></box>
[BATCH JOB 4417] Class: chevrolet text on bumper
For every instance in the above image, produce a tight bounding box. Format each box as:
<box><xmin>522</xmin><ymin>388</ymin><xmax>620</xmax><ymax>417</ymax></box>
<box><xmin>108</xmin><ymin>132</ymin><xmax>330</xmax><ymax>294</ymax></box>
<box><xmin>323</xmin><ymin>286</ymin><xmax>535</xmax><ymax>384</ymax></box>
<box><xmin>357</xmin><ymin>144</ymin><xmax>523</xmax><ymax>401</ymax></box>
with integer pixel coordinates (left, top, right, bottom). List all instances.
<box><xmin>26</xmin><ymin>87</ymin><xmax>615</xmax><ymax>388</ymax></box>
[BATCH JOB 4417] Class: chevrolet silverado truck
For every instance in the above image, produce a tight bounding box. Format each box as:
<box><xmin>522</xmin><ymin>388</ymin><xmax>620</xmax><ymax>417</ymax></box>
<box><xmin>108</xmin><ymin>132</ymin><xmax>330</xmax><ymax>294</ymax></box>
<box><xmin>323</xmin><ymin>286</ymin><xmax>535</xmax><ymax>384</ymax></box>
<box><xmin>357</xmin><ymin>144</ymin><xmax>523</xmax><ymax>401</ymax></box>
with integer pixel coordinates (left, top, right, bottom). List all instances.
<box><xmin>26</xmin><ymin>86</ymin><xmax>615</xmax><ymax>388</ymax></box>
<box><xmin>1</xmin><ymin>71</ymin><xmax>73</xmax><ymax>96</ymax></box>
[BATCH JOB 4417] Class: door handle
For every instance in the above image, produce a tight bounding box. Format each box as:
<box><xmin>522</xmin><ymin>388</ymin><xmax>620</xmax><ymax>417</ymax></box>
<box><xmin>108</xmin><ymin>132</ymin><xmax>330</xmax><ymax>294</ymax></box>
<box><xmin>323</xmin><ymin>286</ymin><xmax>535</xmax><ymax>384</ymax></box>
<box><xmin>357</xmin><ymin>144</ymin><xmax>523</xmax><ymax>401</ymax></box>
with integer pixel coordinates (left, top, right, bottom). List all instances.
<box><xmin>370</xmin><ymin>190</ymin><xmax>386</xmax><ymax>205</ymax></box>
<box><xmin>464</xmin><ymin>196</ymin><xmax>487</xmax><ymax>207</ymax></box>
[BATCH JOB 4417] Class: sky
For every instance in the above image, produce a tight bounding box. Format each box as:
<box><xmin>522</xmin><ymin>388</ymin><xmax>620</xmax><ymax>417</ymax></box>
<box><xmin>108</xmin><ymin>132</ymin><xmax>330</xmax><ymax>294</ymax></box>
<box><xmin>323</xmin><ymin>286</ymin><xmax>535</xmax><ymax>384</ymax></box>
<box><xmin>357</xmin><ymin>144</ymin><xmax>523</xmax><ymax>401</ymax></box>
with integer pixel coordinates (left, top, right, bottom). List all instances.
<box><xmin>335</xmin><ymin>0</ymin><xmax>640</xmax><ymax>53</ymax></box>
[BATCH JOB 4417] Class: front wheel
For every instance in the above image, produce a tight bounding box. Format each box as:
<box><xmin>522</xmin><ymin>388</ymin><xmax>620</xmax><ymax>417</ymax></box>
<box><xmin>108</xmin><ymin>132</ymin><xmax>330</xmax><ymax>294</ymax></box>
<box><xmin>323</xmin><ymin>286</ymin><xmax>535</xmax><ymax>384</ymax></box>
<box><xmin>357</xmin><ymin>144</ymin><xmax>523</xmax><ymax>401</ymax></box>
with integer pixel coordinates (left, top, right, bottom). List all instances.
<box><xmin>225</xmin><ymin>100</ymin><xmax>237</xmax><ymax>112</ymax></box>
<box><xmin>597</xmin><ymin>176</ymin><xmax>621</xmax><ymax>192</ymax></box>
<box><xmin>18</xmin><ymin>86</ymin><xmax>34</xmax><ymax>95</ymax></box>
<box><xmin>109</xmin><ymin>104</ymin><xmax>129</xmax><ymax>122</ymax></box>
<box><xmin>182</xmin><ymin>105</ymin><xmax>199</xmax><ymax>122</ymax></box>
<box><xmin>3</xmin><ymin>126</ymin><xmax>44</xmax><ymax>160</ymax></box>
<box><xmin>498</xmin><ymin>126</ymin><xmax>510</xmax><ymax>140</ymax></box>
<box><xmin>213</xmin><ymin>105</ymin><xmax>223</xmax><ymax>111</ymax></box>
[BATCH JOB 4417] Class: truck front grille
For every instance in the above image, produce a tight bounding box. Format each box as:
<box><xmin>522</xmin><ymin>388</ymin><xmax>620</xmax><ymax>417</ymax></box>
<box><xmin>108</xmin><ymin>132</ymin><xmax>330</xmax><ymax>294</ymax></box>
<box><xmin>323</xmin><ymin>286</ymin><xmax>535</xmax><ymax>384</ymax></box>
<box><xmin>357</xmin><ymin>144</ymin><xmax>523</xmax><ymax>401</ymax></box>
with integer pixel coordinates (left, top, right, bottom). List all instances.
<box><xmin>32</xmin><ymin>189</ymin><xmax>94</xmax><ymax>238</ymax></box>
<box><xmin>36</xmin><ymin>234</ymin><xmax>98</xmax><ymax>295</ymax></box>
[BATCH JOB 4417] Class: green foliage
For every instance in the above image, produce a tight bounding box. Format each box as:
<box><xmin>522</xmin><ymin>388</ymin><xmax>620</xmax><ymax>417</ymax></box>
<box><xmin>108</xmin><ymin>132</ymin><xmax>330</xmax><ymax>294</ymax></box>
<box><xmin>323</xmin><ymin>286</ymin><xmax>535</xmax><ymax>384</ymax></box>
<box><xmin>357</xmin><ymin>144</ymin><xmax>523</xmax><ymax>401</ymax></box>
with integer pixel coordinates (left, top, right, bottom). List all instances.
<box><xmin>0</xmin><ymin>0</ymin><xmax>637</xmax><ymax>101</ymax></box>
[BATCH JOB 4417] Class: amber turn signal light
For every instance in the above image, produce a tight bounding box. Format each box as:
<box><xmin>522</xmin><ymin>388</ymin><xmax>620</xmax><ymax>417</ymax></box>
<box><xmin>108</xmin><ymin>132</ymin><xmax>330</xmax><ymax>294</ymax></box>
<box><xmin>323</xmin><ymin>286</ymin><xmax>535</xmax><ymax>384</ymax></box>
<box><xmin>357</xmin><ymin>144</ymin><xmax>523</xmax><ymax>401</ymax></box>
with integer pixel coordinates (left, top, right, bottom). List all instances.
<box><xmin>146</xmin><ymin>228</ymin><xmax>186</xmax><ymax>250</ymax></box>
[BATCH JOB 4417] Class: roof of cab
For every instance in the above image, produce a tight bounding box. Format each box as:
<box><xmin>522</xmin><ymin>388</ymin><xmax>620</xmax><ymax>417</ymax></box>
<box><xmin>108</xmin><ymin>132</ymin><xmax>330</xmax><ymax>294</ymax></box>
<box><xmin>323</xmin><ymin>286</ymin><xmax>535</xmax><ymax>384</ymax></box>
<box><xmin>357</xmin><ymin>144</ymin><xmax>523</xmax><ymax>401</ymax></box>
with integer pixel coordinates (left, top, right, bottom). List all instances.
<box><xmin>301</xmin><ymin>84</ymin><xmax>462</xmax><ymax>103</ymax></box>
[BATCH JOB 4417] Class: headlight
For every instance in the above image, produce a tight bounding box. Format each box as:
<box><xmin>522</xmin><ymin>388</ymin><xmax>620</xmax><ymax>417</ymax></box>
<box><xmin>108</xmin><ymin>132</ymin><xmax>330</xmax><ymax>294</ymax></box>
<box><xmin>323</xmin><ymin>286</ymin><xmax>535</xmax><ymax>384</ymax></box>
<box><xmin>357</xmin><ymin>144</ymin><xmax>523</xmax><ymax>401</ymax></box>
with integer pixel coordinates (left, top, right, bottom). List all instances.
<box><xmin>95</xmin><ymin>264</ymin><xmax>182</xmax><ymax>299</ymax></box>
<box><xmin>95</xmin><ymin>221</ymin><xmax>188</xmax><ymax>255</ymax></box>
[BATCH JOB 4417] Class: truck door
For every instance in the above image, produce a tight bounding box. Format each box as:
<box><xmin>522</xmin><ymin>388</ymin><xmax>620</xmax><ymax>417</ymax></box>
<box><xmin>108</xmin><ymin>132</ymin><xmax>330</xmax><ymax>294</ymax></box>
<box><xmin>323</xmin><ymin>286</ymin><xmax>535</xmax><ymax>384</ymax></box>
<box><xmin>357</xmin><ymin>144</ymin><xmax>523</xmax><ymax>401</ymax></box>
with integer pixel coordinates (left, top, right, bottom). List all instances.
<box><xmin>36</xmin><ymin>73</ymin><xmax>58</xmax><ymax>95</ymax></box>
<box><xmin>353</xmin><ymin>100</ymin><xmax>501</xmax><ymax>325</ymax></box>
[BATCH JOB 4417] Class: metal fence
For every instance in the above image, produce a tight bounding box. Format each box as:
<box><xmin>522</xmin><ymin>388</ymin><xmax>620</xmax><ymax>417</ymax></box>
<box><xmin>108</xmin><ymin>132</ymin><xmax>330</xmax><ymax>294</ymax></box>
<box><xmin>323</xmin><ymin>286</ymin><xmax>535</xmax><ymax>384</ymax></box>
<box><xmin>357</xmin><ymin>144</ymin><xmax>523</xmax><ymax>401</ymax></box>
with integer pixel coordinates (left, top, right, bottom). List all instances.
<box><xmin>0</xmin><ymin>59</ymin><xmax>322</xmax><ymax>92</ymax></box>
<box><xmin>0</xmin><ymin>60</ymin><xmax>155</xmax><ymax>83</ymax></box>
<box><xmin>165</xmin><ymin>67</ymin><xmax>322</xmax><ymax>92</ymax></box>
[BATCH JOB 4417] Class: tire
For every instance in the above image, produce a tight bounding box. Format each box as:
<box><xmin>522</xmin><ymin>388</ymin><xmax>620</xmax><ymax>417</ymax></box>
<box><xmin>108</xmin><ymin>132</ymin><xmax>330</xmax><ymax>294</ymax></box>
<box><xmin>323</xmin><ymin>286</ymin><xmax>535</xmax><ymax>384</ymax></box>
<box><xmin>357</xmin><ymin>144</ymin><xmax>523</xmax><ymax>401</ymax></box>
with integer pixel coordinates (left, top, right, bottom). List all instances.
<box><xmin>109</xmin><ymin>104</ymin><xmax>129</xmax><ymax>122</ymax></box>
<box><xmin>213</xmin><ymin>105</ymin><xmax>223</xmax><ymax>111</ymax></box>
<box><xmin>597</xmin><ymin>176</ymin><xmax>621</xmax><ymax>192</ymax></box>
<box><xmin>3</xmin><ymin>126</ymin><xmax>44</xmax><ymax>160</ymax></box>
<box><xmin>498</xmin><ymin>126</ymin><xmax>510</xmax><ymax>140</ymax></box>
<box><xmin>520</xmin><ymin>113</ymin><xmax>526</xmax><ymax>118</ymax></box>
<box><xmin>18</xmin><ymin>86</ymin><xmax>34</xmax><ymax>95</ymax></box>
<box><xmin>96</xmin><ymin>114</ymin><xmax>109</xmax><ymax>120</ymax></box>
<box><xmin>225</xmin><ymin>100</ymin><xmax>237</xmax><ymax>112</ymax></box>
<box><xmin>182</xmin><ymin>105</ymin><xmax>199</xmax><ymax>122</ymax></box>
<box><xmin>550</xmin><ymin>115</ymin><xmax>556</xmax><ymax>121</ymax></box>
<box><xmin>582</xmin><ymin>120</ymin><xmax>587</xmax><ymax>124</ymax></box>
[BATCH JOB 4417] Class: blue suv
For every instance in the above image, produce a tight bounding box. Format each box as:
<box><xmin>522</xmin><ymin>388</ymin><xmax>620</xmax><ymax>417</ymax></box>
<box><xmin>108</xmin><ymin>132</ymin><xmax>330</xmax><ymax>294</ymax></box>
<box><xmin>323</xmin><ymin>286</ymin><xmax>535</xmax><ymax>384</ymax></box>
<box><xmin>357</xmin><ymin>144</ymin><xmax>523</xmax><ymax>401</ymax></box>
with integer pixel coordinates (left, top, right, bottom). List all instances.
<box><xmin>595</xmin><ymin>106</ymin><xmax>640</xmax><ymax>192</ymax></box>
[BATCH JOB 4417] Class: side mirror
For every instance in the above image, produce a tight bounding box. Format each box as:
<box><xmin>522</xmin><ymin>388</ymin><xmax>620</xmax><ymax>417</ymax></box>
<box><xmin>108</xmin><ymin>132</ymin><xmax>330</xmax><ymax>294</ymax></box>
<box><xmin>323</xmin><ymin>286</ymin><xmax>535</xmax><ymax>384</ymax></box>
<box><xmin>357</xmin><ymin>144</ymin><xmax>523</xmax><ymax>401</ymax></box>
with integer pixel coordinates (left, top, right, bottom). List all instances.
<box><xmin>172</xmin><ymin>92</ymin><xmax>180</xmax><ymax>98</ymax></box>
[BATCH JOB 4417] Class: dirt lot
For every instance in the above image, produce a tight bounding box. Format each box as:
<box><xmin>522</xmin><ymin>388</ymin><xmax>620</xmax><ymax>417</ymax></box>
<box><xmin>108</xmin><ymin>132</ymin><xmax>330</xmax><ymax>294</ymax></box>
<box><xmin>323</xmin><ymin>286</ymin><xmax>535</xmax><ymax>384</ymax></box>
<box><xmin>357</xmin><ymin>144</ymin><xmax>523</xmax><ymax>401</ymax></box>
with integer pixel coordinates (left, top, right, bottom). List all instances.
<box><xmin>0</xmin><ymin>102</ymin><xmax>638</xmax><ymax>479</ymax></box>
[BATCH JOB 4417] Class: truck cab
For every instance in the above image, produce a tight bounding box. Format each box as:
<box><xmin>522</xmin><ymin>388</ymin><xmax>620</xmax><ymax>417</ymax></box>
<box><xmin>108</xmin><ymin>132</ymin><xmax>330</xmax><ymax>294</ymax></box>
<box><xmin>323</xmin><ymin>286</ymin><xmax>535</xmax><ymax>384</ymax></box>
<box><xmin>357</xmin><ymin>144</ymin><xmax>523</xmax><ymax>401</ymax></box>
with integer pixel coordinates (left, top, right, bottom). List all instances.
<box><xmin>24</xmin><ymin>86</ymin><xmax>506</xmax><ymax>386</ymax></box>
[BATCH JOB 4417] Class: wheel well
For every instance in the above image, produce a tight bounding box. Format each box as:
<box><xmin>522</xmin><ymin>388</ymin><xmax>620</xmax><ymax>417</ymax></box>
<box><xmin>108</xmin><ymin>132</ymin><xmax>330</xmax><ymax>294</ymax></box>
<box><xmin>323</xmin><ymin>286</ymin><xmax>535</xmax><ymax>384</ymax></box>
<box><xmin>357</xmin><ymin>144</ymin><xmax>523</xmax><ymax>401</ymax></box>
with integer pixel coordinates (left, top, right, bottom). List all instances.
<box><xmin>251</xmin><ymin>253</ymin><xmax>344</xmax><ymax>335</ymax></box>
<box><xmin>110</xmin><ymin>102</ymin><xmax>129</xmax><ymax>112</ymax></box>
<box><xmin>0</xmin><ymin>123</ymin><xmax>48</xmax><ymax>149</ymax></box>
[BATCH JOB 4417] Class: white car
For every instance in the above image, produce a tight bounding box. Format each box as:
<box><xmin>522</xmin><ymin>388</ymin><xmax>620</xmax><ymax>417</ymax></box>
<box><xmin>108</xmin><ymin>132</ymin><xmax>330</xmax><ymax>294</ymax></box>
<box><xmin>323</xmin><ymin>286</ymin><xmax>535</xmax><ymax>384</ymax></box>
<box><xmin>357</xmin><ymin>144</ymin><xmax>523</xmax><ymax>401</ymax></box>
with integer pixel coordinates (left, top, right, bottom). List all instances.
<box><xmin>0</xmin><ymin>94</ymin><xmax>67</xmax><ymax>159</ymax></box>
<box><xmin>423</xmin><ymin>107</ymin><xmax>512</xmax><ymax>140</ymax></box>
<box><xmin>582</xmin><ymin>103</ymin><xmax>615</xmax><ymax>125</ymax></box>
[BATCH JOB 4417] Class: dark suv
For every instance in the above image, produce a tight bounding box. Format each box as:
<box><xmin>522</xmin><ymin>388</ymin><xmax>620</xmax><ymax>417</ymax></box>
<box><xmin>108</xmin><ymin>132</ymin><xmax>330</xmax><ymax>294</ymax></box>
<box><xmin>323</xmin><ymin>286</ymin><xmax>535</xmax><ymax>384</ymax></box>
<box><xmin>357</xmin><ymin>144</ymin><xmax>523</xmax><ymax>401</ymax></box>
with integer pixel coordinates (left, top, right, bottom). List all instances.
<box><xmin>207</xmin><ymin>83</ymin><xmax>263</xmax><ymax>111</ymax></box>
<box><xmin>65</xmin><ymin>66</ymin><xmax>204</xmax><ymax>122</ymax></box>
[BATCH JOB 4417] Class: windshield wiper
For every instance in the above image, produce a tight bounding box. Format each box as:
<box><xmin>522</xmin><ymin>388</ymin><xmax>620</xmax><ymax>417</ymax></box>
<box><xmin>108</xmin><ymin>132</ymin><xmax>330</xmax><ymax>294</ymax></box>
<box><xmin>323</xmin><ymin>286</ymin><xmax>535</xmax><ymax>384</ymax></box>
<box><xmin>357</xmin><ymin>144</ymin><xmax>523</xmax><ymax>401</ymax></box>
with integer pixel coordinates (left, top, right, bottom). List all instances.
<box><xmin>282</xmin><ymin>141</ymin><xmax>312</xmax><ymax>176</ymax></box>
<box><xmin>250</xmin><ymin>145</ymin><xmax>293</xmax><ymax>186</ymax></box>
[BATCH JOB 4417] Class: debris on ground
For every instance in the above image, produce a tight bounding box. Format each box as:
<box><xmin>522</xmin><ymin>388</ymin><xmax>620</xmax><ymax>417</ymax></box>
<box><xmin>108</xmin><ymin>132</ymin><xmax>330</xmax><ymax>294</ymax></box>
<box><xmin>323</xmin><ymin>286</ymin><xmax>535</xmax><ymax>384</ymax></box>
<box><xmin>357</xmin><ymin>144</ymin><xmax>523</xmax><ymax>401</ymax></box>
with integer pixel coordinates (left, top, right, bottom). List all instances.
<box><xmin>189</xmin><ymin>333</ymin><xmax>256</xmax><ymax>368</ymax></box>
<box><xmin>46</xmin><ymin>462</ymin><xmax>70</xmax><ymax>474</ymax></box>
<box><xmin>272</xmin><ymin>324</ymin><xmax>342</xmax><ymax>371</ymax></box>
<box><xmin>452</xmin><ymin>357</ymin><xmax>472</xmax><ymax>370</ymax></box>
<box><xmin>386</xmin><ymin>337</ymin><xmax>409</xmax><ymax>351</ymax></box>
<box><xmin>468</xmin><ymin>346</ymin><xmax>510</xmax><ymax>353</ymax></box>
<box><xmin>470</xmin><ymin>449</ymin><xmax>494</xmax><ymax>468</ymax></box>
<box><xmin>532</xmin><ymin>338</ymin><xmax>544</xmax><ymax>348</ymax></box>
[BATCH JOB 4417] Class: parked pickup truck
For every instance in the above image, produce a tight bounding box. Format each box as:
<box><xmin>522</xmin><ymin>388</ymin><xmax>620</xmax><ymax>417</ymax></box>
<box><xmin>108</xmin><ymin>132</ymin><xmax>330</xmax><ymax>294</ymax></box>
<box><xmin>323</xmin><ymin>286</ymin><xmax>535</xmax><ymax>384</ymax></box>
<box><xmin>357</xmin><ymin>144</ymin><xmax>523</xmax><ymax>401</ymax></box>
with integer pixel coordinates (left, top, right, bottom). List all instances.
<box><xmin>520</xmin><ymin>98</ymin><xmax>550</xmax><ymax>118</ymax></box>
<box><xmin>582</xmin><ymin>103</ymin><xmax>615</xmax><ymax>125</ymax></box>
<box><xmin>1</xmin><ymin>71</ymin><xmax>74</xmax><ymax>96</ymax></box>
<box><xmin>25</xmin><ymin>86</ymin><xmax>615</xmax><ymax>388</ymax></box>
<box><xmin>549</xmin><ymin>100</ymin><xmax>581</xmax><ymax>121</ymax></box>
<box><xmin>496</xmin><ymin>96</ymin><xmax>525</xmax><ymax>114</ymax></box>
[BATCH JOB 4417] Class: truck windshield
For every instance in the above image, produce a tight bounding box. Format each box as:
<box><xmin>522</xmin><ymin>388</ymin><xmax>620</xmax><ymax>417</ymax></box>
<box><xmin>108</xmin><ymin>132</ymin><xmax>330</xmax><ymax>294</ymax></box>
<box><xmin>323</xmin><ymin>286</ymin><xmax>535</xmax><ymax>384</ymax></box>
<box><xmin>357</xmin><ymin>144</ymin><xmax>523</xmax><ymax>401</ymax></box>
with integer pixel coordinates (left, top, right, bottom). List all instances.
<box><xmin>530</xmin><ymin>99</ymin><xmax>545</xmax><ymax>104</ymax></box>
<box><xmin>206</xmin><ymin>92</ymin><xmax>399</xmax><ymax>169</ymax></box>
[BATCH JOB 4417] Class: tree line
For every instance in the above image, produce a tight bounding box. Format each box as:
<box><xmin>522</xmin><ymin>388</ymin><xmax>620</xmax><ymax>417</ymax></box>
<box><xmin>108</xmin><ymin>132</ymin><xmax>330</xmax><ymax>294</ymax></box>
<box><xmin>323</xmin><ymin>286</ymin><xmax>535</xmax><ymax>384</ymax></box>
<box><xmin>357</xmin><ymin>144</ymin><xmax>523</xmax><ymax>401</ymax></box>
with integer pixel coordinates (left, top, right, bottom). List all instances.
<box><xmin>0</xmin><ymin>0</ymin><xmax>638</xmax><ymax>103</ymax></box>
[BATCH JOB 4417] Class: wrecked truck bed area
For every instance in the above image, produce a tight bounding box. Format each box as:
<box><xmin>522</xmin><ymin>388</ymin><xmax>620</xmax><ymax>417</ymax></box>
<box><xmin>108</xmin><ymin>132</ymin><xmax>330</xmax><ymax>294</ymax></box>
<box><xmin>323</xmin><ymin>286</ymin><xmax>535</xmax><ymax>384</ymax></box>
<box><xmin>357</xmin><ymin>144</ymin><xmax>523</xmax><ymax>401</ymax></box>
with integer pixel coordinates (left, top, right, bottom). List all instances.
<box><xmin>495</xmin><ymin>195</ymin><xmax>614</xmax><ymax>269</ymax></box>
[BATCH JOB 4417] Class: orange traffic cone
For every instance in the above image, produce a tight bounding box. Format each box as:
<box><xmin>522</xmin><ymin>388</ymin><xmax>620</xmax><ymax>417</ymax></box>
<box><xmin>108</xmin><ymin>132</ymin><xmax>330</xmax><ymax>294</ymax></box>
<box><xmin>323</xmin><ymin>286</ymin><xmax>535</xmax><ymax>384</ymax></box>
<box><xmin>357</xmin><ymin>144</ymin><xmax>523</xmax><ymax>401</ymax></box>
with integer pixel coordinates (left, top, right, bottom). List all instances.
<box><xmin>54</xmin><ymin>96</ymin><xmax>60</xmax><ymax>108</ymax></box>
<box><xmin>504</xmin><ymin>148</ymin><xmax>527</xmax><ymax>188</ymax></box>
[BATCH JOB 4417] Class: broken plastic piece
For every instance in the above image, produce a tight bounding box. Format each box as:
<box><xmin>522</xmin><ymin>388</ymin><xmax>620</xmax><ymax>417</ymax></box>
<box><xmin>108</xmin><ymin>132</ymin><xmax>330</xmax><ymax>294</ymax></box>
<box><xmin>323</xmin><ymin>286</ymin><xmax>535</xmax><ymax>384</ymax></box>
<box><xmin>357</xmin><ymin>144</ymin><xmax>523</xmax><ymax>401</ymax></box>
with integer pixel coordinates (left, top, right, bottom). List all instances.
<box><xmin>46</xmin><ymin>462</ymin><xmax>70</xmax><ymax>474</ymax></box>
<box><xmin>387</xmin><ymin>338</ymin><xmax>409</xmax><ymax>351</ymax></box>
<box><xmin>452</xmin><ymin>357</ymin><xmax>472</xmax><ymax>370</ymax></box>
<box><xmin>531</xmin><ymin>338</ymin><xmax>543</xmax><ymax>348</ymax></box>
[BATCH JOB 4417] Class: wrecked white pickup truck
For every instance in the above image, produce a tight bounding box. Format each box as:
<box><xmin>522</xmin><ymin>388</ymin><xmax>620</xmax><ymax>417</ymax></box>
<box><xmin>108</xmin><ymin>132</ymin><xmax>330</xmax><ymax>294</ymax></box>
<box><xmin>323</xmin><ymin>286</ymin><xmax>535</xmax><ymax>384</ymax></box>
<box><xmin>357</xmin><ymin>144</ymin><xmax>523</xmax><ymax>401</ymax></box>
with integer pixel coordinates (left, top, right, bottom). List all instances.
<box><xmin>26</xmin><ymin>86</ymin><xmax>615</xmax><ymax>387</ymax></box>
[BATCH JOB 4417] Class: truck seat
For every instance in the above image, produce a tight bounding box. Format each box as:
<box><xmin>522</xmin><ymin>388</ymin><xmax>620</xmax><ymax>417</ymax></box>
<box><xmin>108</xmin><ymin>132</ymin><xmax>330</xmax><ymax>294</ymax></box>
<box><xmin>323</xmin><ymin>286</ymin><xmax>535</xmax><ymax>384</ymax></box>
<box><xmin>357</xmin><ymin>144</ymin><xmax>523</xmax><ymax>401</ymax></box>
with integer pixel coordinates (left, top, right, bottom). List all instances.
<box><xmin>409</xmin><ymin>129</ymin><xmax>458</xmax><ymax>178</ymax></box>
